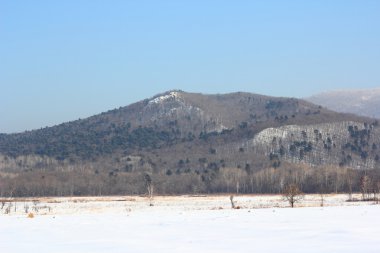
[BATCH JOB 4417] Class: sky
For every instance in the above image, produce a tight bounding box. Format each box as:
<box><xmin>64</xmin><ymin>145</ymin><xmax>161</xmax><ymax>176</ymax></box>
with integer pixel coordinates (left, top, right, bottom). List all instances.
<box><xmin>1</xmin><ymin>0</ymin><xmax>380</xmax><ymax>133</ymax></box>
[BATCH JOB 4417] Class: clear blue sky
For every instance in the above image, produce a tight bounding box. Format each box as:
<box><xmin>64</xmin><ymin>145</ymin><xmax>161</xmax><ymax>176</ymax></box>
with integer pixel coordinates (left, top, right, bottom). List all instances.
<box><xmin>1</xmin><ymin>0</ymin><xmax>379</xmax><ymax>133</ymax></box>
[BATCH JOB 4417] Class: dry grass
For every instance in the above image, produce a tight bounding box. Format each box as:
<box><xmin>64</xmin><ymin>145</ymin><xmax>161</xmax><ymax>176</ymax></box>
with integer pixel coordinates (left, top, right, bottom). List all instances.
<box><xmin>1</xmin><ymin>193</ymin><xmax>376</xmax><ymax>216</ymax></box>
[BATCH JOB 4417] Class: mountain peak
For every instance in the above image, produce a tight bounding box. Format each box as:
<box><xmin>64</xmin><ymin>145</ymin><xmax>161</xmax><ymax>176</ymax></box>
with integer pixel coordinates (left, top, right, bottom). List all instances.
<box><xmin>1</xmin><ymin>90</ymin><xmax>380</xmax><ymax>197</ymax></box>
<box><xmin>148</xmin><ymin>91</ymin><xmax>182</xmax><ymax>105</ymax></box>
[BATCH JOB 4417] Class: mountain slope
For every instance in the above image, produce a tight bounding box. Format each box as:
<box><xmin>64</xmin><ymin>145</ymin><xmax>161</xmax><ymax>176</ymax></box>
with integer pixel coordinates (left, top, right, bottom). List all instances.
<box><xmin>0</xmin><ymin>90</ymin><xmax>376</xmax><ymax>165</ymax></box>
<box><xmin>1</xmin><ymin>90</ymin><xmax>379</xmax><ymax>196</ymax></box>
<box><xmin>0</xmin><ymin>90</ymin><xmax>350</xmax><ymax>159</ymax></box>
<box><xmin>306</xmin><ymin>88</ymin><xmax>380</xmax><ymax>119</ymax></box>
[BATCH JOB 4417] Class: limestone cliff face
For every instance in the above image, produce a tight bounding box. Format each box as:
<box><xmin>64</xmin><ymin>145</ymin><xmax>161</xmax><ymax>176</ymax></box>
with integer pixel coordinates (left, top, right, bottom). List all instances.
<box><xmin>251</xmin><ymin>121</ymin><xmax>379</xmax><ymax>169</ymax></box>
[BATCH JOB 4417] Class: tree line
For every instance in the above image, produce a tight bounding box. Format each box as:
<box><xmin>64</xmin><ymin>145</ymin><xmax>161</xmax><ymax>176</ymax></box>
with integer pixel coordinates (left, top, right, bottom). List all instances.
<box><xmin>1</xmin><ymin>163</ymin><xmax>379</xmax><ymax>198</ymax></box>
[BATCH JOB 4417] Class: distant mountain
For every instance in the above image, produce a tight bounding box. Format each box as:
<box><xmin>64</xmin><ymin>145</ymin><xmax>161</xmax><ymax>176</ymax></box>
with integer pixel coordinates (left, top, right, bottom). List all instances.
<box><xmin>1</xmin><ymin>90</ymin><xmax>379</xmax><ymax>196</ymax></box>
<box><xmin>306</xmin><ymin>88</ymin><xmax>380</xmax><ymax>119</ymax></box>
<box><xmin>0</xmin><ymin>90</ymin><xmax>366</xmax><ymax>161</ymax></box>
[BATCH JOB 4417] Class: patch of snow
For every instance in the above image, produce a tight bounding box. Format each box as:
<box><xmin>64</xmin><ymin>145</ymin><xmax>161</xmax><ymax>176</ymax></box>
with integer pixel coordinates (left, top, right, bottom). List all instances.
<box><xmin>250</xmin><ymin>121</ymin><xmax>376</xmax><ymax>168</ymax></box>
<box><xmin>148</xmin><ymin>91</ymin><xmax>180</xmax><ymax>105</ymax></box>
<box><xmin>252</xmin><ymin>121</ymin><xmax>361</xmax><ymax>146</ymax></box>
<box><xmin>361</xmin><ymin>95</ymin><xmax>371</xmax><ymax>101</ymax></box>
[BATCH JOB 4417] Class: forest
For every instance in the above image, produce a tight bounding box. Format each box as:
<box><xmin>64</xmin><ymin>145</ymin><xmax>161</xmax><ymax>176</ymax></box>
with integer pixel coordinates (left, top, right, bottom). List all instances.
<box><xmin>1</xmin><ymin>162</ymin><xmax>379</xmax><ymax>198</ymax></box>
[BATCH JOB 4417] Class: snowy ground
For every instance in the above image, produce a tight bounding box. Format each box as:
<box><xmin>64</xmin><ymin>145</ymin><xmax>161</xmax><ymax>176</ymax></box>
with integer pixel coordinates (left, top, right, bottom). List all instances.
<box><xmin>1</xmin><ymin>194</ymin><xmax>379</xmax><ymax>253</ymax></box>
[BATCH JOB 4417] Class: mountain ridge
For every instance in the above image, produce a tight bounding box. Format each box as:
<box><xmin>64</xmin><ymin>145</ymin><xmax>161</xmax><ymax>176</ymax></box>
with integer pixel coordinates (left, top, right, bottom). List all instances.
<box><xmin>1</xmin><ymin>90</ymin><xmax>368</xmax><ymax>159</ymax></box>
<box><xmin>1</xmin><ymin>90</ymin><xmax>379</xmax><ymax>196</ymax></box>
<box><xmin>306</xmin><ymin>87</ymin><xmax>380</xmax><ymax>119</ymax></box>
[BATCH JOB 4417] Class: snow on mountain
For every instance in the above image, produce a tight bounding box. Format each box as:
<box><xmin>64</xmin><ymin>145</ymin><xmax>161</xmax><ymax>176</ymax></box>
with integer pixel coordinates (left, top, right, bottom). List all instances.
<box><xmin>148</xmin><ymin>91</ymin><xmax>181</xmax><ymax>105</ymax></box>
<box><xmin>306</xmin><ymin>88</ymin><xmax>380</xmax><ymax>119</ymax></box>
<box><xmin>251</xmin><ymin>121</ymin><xmax>378</xmax><ymax>169</ymax></box>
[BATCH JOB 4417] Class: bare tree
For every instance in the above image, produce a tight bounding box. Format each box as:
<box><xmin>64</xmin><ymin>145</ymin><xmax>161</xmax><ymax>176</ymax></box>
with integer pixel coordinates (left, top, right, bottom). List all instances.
<box><xmin>319</xmin><ymin>192</ymin><xmax>325</xmax><ymax>207</ymax></box>
<box><xmin>283</xmin><ymin>184</ymin><xmax>303</xmax><ymax>208</ymax></box>
<box><xmin>360</xmin><ymin>175</ymin><xmax>371</xmax><ymax>200</ymax></box>
<box><xmin>373</xmin><ymin>180</ymin><xmax>380</xmax><ymax>204</ymax></box>
<box><xmin>4</xmin><ymin>202</ymin><xmax>12</xmax><ymax>214</ymax></box>
<box><xmin>346</xmin><ymin>169</ymin><xmax>355</xmax><ymax>201</ymax></box>
<box><xmin>230</xmin><ymin>195</ymin><xmax>236</xmax><ymax>209</ymax></box>
<box><xmin>318</xmin><ymin>176</ymin><xmax>327</xmax><ymax>207</ymax></box>
<box><xmin>229</xmin><ymin>195</ymin><xmax>241</xmax><ymax>209</ymax></box>
<box><xmin>144</xmin><ymin>174</ymin><xmax>154</xmax><ymax>206</ymax></box>
<box><xmin>23</xmin><ymin>202</ymin><xmax>30</xmax><ymax>213</ymax></box>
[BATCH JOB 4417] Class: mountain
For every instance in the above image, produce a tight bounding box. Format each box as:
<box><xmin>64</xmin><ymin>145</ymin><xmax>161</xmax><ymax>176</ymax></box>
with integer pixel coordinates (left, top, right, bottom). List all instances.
<box><xmin>1</xmin><ymin>90</ymin><xmax>379</xmax><ymax>197</ymax></box>
<box><xmin>306</xmin><ymin>88</ymin><xmax>380</xmax><ymax>119</ymax></box>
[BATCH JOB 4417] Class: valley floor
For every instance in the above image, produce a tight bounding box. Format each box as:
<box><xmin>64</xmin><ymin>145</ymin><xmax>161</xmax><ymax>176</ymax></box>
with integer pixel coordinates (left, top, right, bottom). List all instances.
<box><xmin>1</xmin><ymin>194</ymin><xmax>379</xmax><ymax>253</ymax></box>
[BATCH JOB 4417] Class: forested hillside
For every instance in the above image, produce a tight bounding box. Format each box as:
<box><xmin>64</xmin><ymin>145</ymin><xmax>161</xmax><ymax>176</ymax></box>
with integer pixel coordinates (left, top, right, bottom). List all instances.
<box><xmin>1</xmin><ymin>91</ymin><xmax>379</xmax><ymax>197</ymax></box>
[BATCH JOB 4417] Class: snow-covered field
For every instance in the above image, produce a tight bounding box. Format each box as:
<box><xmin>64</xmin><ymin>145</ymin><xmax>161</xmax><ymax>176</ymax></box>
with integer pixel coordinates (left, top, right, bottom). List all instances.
<box><xmin>1</xmin><ymin>194</ymin><xmax>379</xmax><ymax>253</ymax></box>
